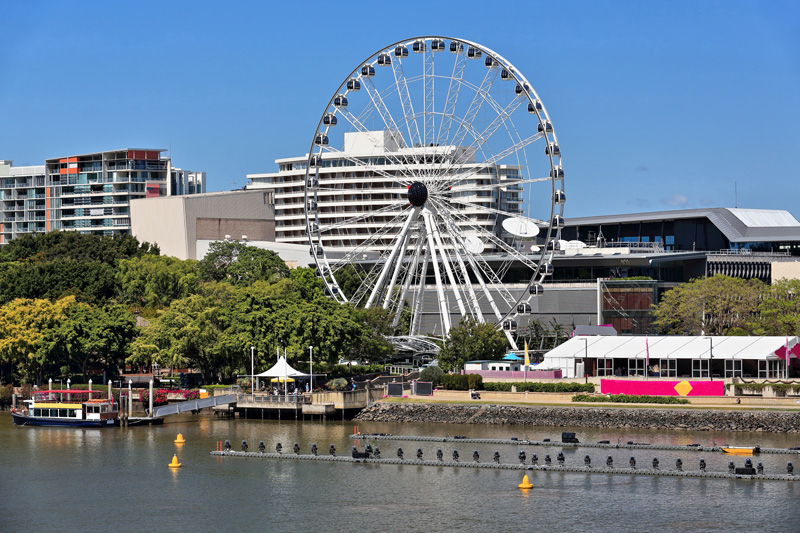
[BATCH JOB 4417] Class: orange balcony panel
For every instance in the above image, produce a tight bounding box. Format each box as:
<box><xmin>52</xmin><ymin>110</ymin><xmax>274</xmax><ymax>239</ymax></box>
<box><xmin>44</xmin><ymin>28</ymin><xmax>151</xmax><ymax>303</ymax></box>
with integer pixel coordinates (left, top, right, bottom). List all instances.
<box><xmin>59</xmin><ymin>168</ymin><xmax>67</xmax><ymax>174</ymax></box>
<box><xmin>59</xmin><ymin>158</ymin><xmax>67</xmax><ymax>163</ymax></box>
<box><xmin>68</xmin><ymin>157</ymin><xmax>78</xmax><ymax>163</ymax></box>
<box><xmin>68</xmin><ymin>168</ymin><xmax>78</xmax><ymax>174</ymax></box>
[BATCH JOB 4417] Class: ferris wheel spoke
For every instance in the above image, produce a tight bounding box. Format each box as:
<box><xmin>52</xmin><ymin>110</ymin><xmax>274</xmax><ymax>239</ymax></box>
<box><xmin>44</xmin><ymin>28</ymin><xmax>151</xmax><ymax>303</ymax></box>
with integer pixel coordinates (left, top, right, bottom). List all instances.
<box><xmin>365</xmin><ymin>207</ymin><xmax>421</xmax><ymax>308</ymax></box>
<box><xmin>318</xmin><ymin>145</ymin><xmax>412</xmax><ymax>185</ymax></box>
<box><xmin>442</xmin><ymin>219</ymin><xmax>484</xmax><ymax>322</ymax></box>
<box><xmin>327</xmin><ymin>208</ymin><xmax>414</xmax><ymax>272</ymax></box>
<box><xmin>390</xmin><ymin>55</ymin><xmax>422</xmax><ymax>151</ymax></box>
<box><xmin>450</xmin><ymin>175</ymin><xmax>553</xmax><ymax>193</ymax></box>
<box><xmin>435</xmin><ymin>46</ymin><xmax>467</xmax><ymax>150</ymax></box>
<box><xmin>380</xmin><ymin>218</ymin><xmax>415</xmax><ymax>310</ymax></box>
<box><xmin>333</xmin><ymin>109</ymin><xmax>414</xmax><ymax>178</ymax></box>
<box><xmin>361</xmin><ymin>78</ymin><xmax>406</xmax><ymax>148</ymax></box>
<box><xmin>423</xmin><ymin>46</ymin><xmax>435</xmax><ymax>148</ymax></box>
<box><xmin>428</xmin><ymin>206</ymin><xmax>467</xmax><ymax>316</ymax></box>
<box><xmin>390</xmin><ymin>228</ymin><xmax>425</xmax><ymax>326</ymax></box>
<box><xmin>440</xmin><ymin>202</ymin><xmax>538</xmax><ymax>273</ymax></box>
<box><xmin>421</xmin><ymin>208</ymin><xmax>451</xmax><ymax>335</ymax></box>
<box><xmin>442</xmin><ymin>132</ymin><xmax>544</xmax><ymax>188</ymax></box>
<box><xmin>447</xmin><ymin>66</ymin><xmax>498</xmax><ymax>156</ymax></box>
<box><xmin>409</xmin><ymin>244</ymin><xmax>430</xmax><ymax>335</ymax></box>
<box><xmin>316</xmin><ymin>202</ymin><xmax>406</xmax><ymax>234</ymax></box>
<box><xmin>446</xmin><ymin>95</ymin><xmax>526</xmax><ymax>177</ymax></box>
<box><xmin>445</xmin><ymin>196</ymin><xmax>546</xmax><ymax>228</ymax></box>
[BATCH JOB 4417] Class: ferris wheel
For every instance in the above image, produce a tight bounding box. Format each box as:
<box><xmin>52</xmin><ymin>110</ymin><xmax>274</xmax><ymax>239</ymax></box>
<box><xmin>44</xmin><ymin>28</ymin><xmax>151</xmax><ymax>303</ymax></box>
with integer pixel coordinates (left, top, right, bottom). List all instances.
<box><xmin>304</xmin><ymin>36</ymin><xmax>565</xmax><ymax>350</ymax></box>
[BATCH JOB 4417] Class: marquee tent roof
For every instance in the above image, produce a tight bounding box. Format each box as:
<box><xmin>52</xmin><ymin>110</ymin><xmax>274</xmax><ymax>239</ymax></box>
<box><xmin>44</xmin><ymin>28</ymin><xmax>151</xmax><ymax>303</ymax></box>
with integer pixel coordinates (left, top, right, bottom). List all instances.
<box><xmin>255</xmin><ymin>356</ymin><xmax>309</xmax><ymax>378</ymax></box>
<box><xmin>544</xmin><ymin>336</ymin><xmax>800</xmax><ymax>363</ymax></box>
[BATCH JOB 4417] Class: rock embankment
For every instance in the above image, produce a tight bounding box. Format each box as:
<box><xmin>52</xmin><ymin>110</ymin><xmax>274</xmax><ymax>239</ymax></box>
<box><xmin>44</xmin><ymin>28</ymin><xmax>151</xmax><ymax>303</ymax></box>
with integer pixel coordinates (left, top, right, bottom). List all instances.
<box><xmin>355</xmin><ymin>403</ymin><xmax>800</xmax><ymax>433</ymax></box>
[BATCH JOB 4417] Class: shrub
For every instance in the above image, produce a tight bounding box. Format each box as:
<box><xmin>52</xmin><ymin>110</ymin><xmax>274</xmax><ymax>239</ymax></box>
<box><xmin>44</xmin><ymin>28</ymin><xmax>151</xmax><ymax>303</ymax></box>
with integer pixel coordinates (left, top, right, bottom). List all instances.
<box><xmin>326</xmin><ymin>378</ymin><xmax>348</xmax><ymax>391</ymax></box>
<box><xmin>483</xmin><ymin>382</ymin><xmax>595</xmax><ymax>393</ymax></box>
<box><xmin>467</xmin><ymin>373</ymin><xmax>483</xmax><ymax>391</ymax></box>
<box><xmin>571</xmin><ymin>393</ymin><xmax>689</xmax><ymax>405</ymax></box>
<box><xmin>440</xmin><ymin>374</ymin><xmax>469</xmax><ymax>390</ymax></box>
<box><xmin>419</xmin><ymin>365</ymin><xmax>443</xmax><ymax>385</ymax></box>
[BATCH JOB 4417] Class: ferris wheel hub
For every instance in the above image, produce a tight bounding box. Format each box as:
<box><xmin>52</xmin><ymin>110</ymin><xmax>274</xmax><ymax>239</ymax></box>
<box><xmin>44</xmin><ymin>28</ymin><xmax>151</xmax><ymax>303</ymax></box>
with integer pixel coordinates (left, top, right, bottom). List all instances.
<box><xmin>407</xmin><ymin>181</ymin><xmax>428</xmax><ymax>207</ymax></box>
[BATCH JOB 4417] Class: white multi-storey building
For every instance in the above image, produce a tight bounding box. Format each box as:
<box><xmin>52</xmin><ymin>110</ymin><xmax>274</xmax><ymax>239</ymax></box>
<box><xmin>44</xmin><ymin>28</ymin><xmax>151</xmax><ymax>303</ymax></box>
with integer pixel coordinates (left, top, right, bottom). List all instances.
<box><xmin>246</xmin><ymin>130</ymin><xmax>523</xmax><ymax>251</ymax></box>
<box><xmin>0</xmin><ymin>149</ymin><xmax>204</xmax><ymax>243</ymax></box>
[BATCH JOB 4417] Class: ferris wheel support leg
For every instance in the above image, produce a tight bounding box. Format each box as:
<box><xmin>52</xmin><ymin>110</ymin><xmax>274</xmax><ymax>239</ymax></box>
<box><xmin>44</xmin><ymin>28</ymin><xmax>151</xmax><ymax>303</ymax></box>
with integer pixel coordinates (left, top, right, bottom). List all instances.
<box><xmin>392</xmin><ymin>231</ymin><xmax>425</xmax><ymax>327</ymax></box>
<box><xmin>446</xmin><ymin>230</ymin><xmax>484</xmax><ymax>322</ymax></box>
<box><xmin>365</xmin><ymin>207</ymin><xmax>420</xmax><ymax>309</ymax></box>
<box><xmin>422</xmin><ymin>208</ymin><xmax>451</xmax><ymax>335</ymax></box>
<box><xmin>428</xmin><ymin>206</ymin><xmax>467</xmax><ymax>317</ymax></box>
<box><xmin>382</xmin><ymin>224</ymin><xmax>413</xmax><ymax>309</ymax></box>
<box><xmin>409</xmin><ymin>244</ymin><xmax>430</xmax><ymax>336</ymax></box>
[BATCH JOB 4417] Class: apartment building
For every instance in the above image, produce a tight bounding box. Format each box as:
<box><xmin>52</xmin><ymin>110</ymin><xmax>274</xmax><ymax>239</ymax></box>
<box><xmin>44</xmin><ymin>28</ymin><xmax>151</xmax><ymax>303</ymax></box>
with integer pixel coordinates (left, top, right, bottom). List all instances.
<box><xmin>245</xmin><ymin>130</ymin><xmax>523</xmax><ymax>251</ymax></box>
<box><xmin>0</xmin><ymin>149</ymin><xmax>204</xmax><ymax>243</ymax></box>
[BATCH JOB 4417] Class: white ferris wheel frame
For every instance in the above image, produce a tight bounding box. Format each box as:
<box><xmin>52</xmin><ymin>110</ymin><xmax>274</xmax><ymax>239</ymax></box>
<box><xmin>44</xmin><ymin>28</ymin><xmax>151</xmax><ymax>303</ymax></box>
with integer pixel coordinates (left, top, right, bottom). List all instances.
<box><xmin>303</xmin><ymin>36</ymin><xmax>565</xmax><ymax>350</ymax></box>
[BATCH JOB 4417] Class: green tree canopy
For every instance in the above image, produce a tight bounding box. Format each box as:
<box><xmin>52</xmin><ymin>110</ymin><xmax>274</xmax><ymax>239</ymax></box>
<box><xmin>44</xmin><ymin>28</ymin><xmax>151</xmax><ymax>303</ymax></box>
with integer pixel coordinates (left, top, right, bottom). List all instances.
<box><xmin>0</xmin><ymin>260</ymin><xmax>117</xmax><ymax>304</ymax></box>
<box><xmin>198</xmin><ymin>241</ymin><xmax>288</xmax><ymax>286</ymax></box>
<box><xmin>0</xmin><ymin>296</ymin><xmax>74</xmax><ymax>384</ymax></box>
<box><xmin>0</xmin><ymin>231</ymin><xmax>158</xmax><ymax>264</ymax></box>
<box><xmin>653</xmin><ymin>275</ymin><xmax>764</xmax><ymax>335</ymax></box>
<box><xmin>751</xmin><ymin>278</ymin><xmax>800</xmax><ymax>336</ymax></box>
<box><xmin>437</xmin><ymin>317</ymin><xmax>508</xmax><ymax>372</ymax></box>
<box><xmin>117</xmin><ymin>255</ymin><xmax>199</xmax><ymax>310</ymax></box>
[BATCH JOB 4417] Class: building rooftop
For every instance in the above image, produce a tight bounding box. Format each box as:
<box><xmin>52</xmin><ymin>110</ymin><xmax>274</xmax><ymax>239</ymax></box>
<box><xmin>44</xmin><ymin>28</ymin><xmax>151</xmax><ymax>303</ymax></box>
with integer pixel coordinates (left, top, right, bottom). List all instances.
<box><xmin>566</xmin><ymin>207</ymin><xmax>800</xmax><ymax>244</ymax></box>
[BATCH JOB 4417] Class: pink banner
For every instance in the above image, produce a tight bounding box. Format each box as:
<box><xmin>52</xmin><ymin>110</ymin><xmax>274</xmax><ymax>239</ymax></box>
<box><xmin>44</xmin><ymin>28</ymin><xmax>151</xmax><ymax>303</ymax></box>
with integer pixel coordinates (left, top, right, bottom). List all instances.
<box><xmin>600</xmin><ymin>379</ymin><xmax>725</xmax><ymax>396</ymax></box>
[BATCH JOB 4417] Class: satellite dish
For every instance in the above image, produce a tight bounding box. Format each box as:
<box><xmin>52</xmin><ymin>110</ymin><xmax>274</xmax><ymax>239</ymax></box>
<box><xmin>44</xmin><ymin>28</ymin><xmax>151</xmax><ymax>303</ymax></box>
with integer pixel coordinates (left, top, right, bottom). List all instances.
<box><xmin>502</xmin><ymin>217</ymin><xmax>540</xmax><ymax>238</ymax></box>
<box><xmin>464</xmin><ymin>236</ymin><xmax>485</xmax><ymax>254</ymax></box>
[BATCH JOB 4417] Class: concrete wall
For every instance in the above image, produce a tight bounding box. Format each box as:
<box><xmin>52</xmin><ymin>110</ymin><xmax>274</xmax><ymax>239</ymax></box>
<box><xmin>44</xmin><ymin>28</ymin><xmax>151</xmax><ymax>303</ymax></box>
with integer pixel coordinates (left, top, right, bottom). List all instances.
<box><xmin>772</xmin><ymin>261</ymin><xmax>800</xmax><ymax>282</ymax></box>
<box><xmin>131</xmin><ymin>189</ymin><xmax>275</xmax><ymax>260</ymax></box>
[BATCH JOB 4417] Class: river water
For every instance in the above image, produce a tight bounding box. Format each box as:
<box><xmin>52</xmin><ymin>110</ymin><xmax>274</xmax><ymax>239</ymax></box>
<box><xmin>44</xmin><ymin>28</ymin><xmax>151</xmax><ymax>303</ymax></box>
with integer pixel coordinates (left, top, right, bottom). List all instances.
<box><xmin>2</xmin><ymin>412</ymin><xmax>800</xmax><ymax>532</ymax></box>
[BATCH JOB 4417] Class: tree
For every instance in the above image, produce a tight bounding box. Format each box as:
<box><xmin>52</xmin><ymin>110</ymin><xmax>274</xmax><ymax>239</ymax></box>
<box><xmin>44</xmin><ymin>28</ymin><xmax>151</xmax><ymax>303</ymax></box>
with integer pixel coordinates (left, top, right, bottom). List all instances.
<box><xmin>117</xmin><ymin>255</ymin><xmax>199</xmax><ymax>310</ymax></box>
<box><xmin>0</xmin><ymin>231</ymin><xmax>158</xmax><ymax>264</ymax></box>
<box><xmin>419</xmin><ymin>365</ymin><xmax>443</xmax><ymax>385</ymax></box>
<box><xmin>0</xmin><ymin>260</ymin><xmax>117</xmax><ymax>304</ymax></box>
<box><xmin>438</xmin><ymin>317</ymin><xmax>508</xmax><ymax>372</ymax></box>
<box><xmin>198</xmin><ymin>241</ymin><xmax>288</xmax><ymax>286</ymax></box>
<box><xmin>653</xmin><ymin>275</ymin><xmax>763</xmax><ymax>335</ymax></box>
<box><xmin>751</xmin><ymin>278</ymin><xmax>800</xmax><ymax>336</ymax></box>
<box><xmin>54</xmin><ymin>301</ymin><xmax>138</xmax><ymax>382</ymax></box>
<box><xmin>129</xmin><ymin>286</ymin><xmax>238</xmax><ymax>384</ymax></box>
<box><xmin>0</xmin><ymin>296</ymin><xmax>74</xmax><ymax>384</ymax></box>
<box><xmin>348</xmin><ymin>307</ymin><xmax>396</xmax><ymax>364</ymax></box>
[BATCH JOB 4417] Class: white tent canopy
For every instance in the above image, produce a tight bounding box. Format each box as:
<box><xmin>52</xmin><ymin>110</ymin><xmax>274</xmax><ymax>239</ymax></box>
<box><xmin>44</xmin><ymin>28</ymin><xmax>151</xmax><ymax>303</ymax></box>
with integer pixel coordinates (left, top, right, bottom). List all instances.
<box><xmin>255</xmin><ymin>356</ymin><xmax>309</xmax><ymax>378</ymax></box>
<box><xmin>542</xmin><ymin>336</ymin><xmax>799</xmax><ymax>378</ymax></box>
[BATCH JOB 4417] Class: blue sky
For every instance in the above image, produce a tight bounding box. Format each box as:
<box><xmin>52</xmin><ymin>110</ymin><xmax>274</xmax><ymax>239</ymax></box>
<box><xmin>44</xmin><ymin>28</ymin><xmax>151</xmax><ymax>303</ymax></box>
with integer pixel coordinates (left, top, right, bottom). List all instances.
<box><xmin>1</xmin><ymin>0</ymin><xmax>797</xmax><ymax>219</ymax></box>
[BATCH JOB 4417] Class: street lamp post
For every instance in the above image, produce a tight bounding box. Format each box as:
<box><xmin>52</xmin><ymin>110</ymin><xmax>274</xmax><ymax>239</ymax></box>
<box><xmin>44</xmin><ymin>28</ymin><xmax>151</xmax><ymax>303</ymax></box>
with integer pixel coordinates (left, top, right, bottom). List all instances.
<box><xmin>66</xmin><ymin>378</ymin><xmax>70</xmax><ymax>390</ymax></box>
<box><xmin>250</xmin><ymin>346</ymin><xmax>255</xmax><ymax>395</ymax></box>
<box><xmin>309</xmin><ymin>346</ymin><xmax>314</xmax><ymax>392</ymax></box>
<box><xmin>703</xmin><ymin>337</ymin><xmax>713</xmax><ymax>381</ymax></box>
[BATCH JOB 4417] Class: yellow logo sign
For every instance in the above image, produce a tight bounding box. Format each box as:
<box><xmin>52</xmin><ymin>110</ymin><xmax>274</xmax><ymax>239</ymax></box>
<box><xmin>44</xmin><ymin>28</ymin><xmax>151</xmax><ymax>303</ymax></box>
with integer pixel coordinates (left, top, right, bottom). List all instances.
<box><xmin>673</xmin><ymin>381</ymin><xmax>693</xmax><ymax>396</ymax></box>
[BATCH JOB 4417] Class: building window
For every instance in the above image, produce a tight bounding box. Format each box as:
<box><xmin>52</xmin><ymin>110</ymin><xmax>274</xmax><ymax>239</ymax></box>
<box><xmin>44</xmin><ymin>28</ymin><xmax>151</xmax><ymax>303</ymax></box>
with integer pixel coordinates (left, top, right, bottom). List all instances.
<box><xmin>597</xmin><ymin>359</ymin><xmax>613</xmax><ymax>376</ymax></box>
<box><xmin>725</xmin><ymin>359</ymin><xmax>742</xmax><ymax>378</ymax></box>
<box><xmin>627</xmin><ymin>358</ymin><xmax>646</xmax><ymax>376</ymax></box>
<box><xmin>659</xmin><ymin>358</ymin><xmax>677</xmax><ymax>378</ymax></box>
<box><xmin>692</xmin><ymin>359</ymin><xmax>709</xmax><ymax>378</ymax></box>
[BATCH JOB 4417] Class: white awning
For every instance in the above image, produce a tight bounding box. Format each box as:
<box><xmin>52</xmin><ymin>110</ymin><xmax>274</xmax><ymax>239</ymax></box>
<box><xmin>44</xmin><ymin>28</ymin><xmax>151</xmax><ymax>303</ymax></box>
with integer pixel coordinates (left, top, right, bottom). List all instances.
<box><xmin>255</xmin><ymin>356</ymin><xmax>309</xmax><ymax>378</ymax></box>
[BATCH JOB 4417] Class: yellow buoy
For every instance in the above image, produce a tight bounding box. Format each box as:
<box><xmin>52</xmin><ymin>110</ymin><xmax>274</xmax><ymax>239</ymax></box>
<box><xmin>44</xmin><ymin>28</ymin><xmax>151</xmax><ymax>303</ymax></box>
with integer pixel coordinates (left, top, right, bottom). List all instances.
<box><xmin>174</xmin><ymin>433</ymin><xmax>186</xmax><ymax>444</ymax></box>
<box><xmin>168</xmin><ymin>454</ymin><xmax>182</xmax><ymax>468</ymax></box>
<box><xmin>518</xmin><ymin>474</ymin><xmax>533</xmax><ymax>490</ymax></box>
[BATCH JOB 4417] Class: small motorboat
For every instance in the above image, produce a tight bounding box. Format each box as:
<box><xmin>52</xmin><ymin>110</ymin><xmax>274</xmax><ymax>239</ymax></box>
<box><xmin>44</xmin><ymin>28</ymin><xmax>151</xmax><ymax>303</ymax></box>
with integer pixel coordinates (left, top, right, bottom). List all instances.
<box><xmin>721</xmin><ymin>446</ymin><xmax>761</xmax><ymax>456</ymax></box>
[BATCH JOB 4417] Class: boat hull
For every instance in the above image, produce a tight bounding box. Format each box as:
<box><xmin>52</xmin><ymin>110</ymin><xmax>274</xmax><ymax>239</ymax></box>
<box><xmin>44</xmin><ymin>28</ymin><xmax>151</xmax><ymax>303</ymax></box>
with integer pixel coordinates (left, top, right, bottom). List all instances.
<box><xmin>11</xmin><ymin>412</ymin><xmax>119</xmax><ymax>428</ymax></box>
<box><xmin>722</xmin><ymin>447</ymin><xmax>760</xmax><ymax>456</ymax></box>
